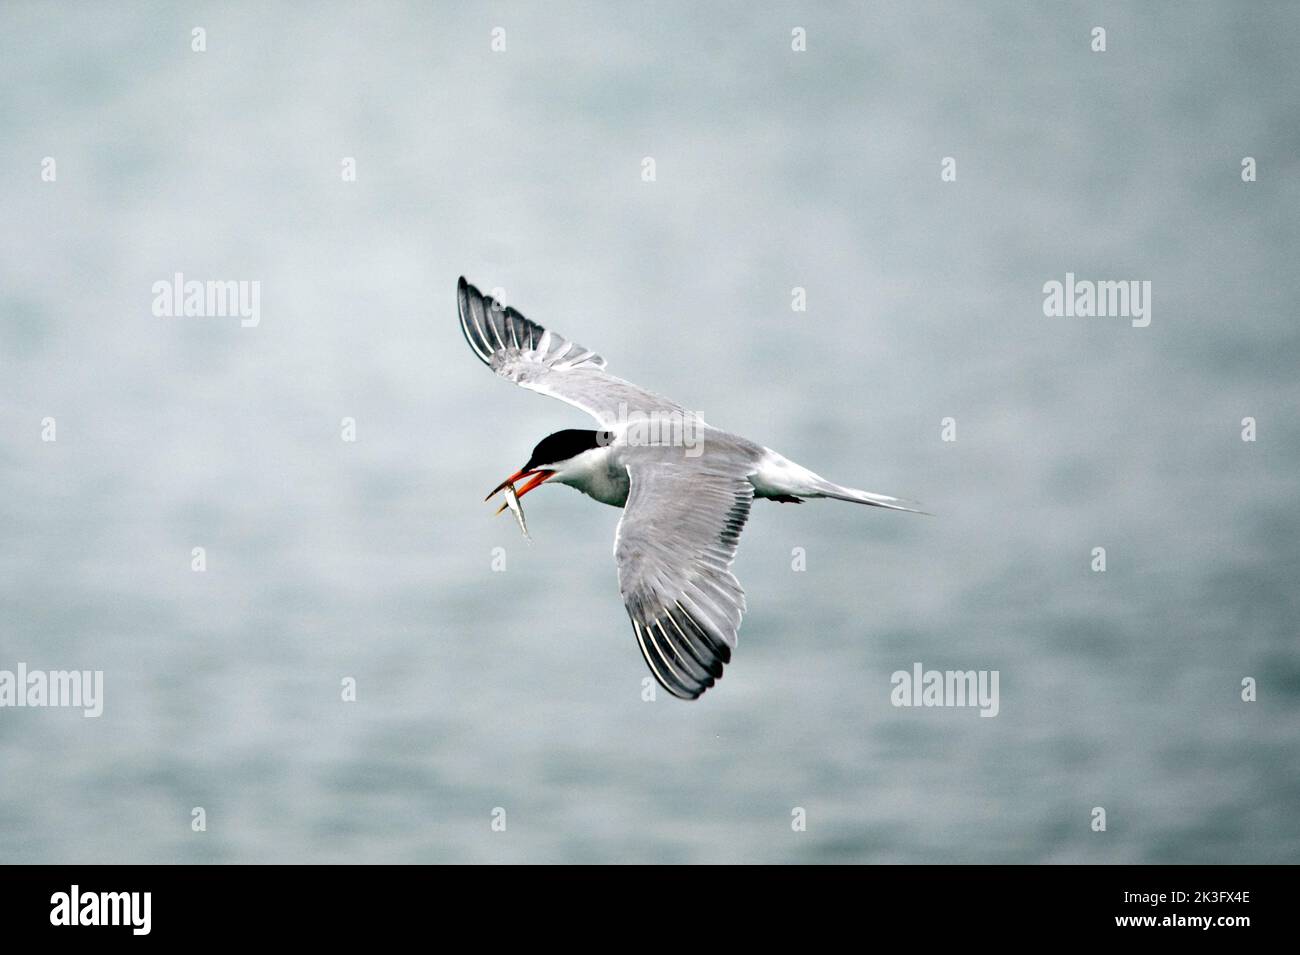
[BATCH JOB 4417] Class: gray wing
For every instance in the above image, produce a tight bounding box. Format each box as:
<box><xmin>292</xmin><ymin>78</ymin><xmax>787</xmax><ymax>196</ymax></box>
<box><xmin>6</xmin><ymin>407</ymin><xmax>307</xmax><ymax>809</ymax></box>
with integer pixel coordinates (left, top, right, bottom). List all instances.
<box><xmin>615</xmin><ymin>458</ymin><xmax>754</xmax><ymax>700</ymax></box>
<box><xmin>458</xmin><ymin>277</ymin><xmax>690</xmax><ymax>429</ymax></box>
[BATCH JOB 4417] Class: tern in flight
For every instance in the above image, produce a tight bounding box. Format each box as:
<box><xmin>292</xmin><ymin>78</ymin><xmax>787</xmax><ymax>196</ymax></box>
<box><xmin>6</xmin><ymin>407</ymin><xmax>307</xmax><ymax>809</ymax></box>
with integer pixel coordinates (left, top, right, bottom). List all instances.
<box><xmin>461</xmin><ymin>277</ymin><xmax>923</xmax><ymax>699</ymax></box>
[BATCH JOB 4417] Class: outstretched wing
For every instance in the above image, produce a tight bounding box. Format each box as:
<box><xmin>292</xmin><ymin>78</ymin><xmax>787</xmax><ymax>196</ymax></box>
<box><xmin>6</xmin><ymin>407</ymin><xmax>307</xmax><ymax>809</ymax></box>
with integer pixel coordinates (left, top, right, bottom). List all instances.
<box><xmin>614</xmin><ymin>458</ymin><xmax>754</xmax><ymax>700</ymax></box>
<box><xmin>458</xmin><ymin>277</ymin><xmax>690</xmax><ymax>429</ymax></box>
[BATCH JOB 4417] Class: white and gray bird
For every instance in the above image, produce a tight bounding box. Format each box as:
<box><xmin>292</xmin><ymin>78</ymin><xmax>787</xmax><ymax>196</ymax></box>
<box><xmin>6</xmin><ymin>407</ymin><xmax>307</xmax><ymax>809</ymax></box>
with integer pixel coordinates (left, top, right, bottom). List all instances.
<box><xmin>460</xmin><ymin>277</ymin><xmax>924</xmax><ymax>700</ymax></box>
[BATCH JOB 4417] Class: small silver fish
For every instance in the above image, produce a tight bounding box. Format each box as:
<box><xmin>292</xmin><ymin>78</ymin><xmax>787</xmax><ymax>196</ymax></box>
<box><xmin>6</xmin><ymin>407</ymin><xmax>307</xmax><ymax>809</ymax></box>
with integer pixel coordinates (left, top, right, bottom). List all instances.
<box><xmin>500</xmin><ymin>482</ymin><xmax>532</xmax><ymax>541</ymax></box>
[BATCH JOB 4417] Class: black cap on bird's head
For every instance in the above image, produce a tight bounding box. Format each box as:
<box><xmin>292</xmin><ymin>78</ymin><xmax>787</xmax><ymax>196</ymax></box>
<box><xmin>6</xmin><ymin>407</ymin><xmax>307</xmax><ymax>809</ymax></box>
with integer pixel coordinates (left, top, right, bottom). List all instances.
<box><xmin>522</xmin><ymin>429</ymin><xmax>613</xmax><ymax>472</ymax></box>
<box><xmin>484</xmin><ymin>429</ymin><xmax>613</xmax><ymax>506</ymax></box>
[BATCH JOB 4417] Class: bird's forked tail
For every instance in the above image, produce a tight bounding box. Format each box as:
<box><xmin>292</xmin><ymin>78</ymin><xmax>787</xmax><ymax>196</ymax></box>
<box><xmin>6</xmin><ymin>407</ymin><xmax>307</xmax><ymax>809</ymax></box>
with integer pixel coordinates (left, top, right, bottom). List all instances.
<box><xmin>811</xmin><ymin>480</ymin><xmax>930</xmax><ymax>515</ymax></box>
<box><xmin>753</xmin><ymin>450</ymin><xmax>930</xmax><ymax>514</ymax></box>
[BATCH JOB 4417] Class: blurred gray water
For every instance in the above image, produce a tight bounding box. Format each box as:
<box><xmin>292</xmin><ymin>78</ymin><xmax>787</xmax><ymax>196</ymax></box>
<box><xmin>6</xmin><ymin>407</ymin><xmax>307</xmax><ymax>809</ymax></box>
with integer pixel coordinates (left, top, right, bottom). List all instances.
<box><xmin>1</xmin><ymin>2</ymin><xmax>1298</xmax><ymax>863</ymax></box>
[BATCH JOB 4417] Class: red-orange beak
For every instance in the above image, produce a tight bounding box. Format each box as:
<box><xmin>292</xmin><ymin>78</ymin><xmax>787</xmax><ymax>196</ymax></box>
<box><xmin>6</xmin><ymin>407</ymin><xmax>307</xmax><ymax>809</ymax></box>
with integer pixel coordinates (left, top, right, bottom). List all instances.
<box><xmin>485</xmin><ymin>468</ymin><xmax>555</xmax><ymax>511</ymax></box>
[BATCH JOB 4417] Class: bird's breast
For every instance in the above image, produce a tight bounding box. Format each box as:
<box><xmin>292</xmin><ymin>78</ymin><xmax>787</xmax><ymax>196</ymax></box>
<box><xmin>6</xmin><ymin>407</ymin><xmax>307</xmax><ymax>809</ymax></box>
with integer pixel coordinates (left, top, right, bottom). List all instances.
<box><xmin>581</xmin><ymin>461</ymin><xmax>631</xmax><ymax>507</ymax></box>
<box><xmin>554</xmin><ymin>446</ymin><xmax>630</xmax><ymax>507</ymax></box>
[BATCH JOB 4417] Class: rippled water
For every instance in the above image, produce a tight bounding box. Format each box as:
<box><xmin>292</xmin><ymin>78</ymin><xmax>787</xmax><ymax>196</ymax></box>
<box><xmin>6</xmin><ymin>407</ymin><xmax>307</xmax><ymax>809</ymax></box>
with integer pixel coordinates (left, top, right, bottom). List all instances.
<box><xmin>1</xmin><ymin>2</ymin><xmax>1297</xmax><ymax>863</ymax></box>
